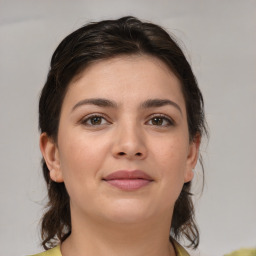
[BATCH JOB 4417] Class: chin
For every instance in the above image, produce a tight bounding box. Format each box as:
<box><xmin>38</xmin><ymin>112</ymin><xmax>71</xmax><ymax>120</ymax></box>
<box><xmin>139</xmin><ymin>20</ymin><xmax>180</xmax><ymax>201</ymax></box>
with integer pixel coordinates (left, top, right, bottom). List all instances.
<box><xmin>98</xmin><ymin>200</ymin><xmax>154</xmax><ymax>224</ymax></box>
<box><xmin>105</xmin><ymin>213</ymin><xmax>149</xmax><ymax>225</ymax></box>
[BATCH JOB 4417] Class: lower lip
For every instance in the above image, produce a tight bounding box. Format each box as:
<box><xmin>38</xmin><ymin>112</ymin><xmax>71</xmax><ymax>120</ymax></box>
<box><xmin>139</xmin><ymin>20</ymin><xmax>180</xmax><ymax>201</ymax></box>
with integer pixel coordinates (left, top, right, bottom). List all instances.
<box><xmin>104</xmin><ymin>179</ymin><xmax>151</xmax><ymax>191</ymax></box>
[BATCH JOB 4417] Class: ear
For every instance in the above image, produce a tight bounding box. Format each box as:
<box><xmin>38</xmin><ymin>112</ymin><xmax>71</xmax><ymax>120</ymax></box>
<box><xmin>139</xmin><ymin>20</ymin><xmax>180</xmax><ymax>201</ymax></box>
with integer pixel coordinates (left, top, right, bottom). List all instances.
<box><xmin>184</xmin><ymin>133</ymin><xmax>201</xmax><ymax>183</ymax></box>
<box><xmin>39</xmin><ymin>132</ymin><xmax>64</xmax><ymax>183</ymax></box>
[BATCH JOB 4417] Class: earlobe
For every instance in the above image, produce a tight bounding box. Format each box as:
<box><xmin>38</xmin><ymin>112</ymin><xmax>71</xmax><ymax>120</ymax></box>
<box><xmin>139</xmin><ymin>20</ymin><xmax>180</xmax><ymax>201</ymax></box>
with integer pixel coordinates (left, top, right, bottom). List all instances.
<box><xmin>184</xmin><ymin>134</ymin><xmax>201</xmax><ymax>183</ymax></box>
<box><xmin>39</xmin><ymin>133</ymin><xmax>64</xmax><ymax>183</ymax></box>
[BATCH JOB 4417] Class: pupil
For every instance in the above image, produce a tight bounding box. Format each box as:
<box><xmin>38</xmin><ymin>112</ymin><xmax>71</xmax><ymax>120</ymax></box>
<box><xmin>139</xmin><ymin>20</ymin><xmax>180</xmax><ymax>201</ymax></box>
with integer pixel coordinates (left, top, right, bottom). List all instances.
<box><xmin>92</xmin><ymin>117</ymin><xmax>101</xmax><ymax>125</ymax></box>
<box><xmin>152</xmin><ymin>117</ymin><xmax>163</xmax><ymax>125</ymax></box>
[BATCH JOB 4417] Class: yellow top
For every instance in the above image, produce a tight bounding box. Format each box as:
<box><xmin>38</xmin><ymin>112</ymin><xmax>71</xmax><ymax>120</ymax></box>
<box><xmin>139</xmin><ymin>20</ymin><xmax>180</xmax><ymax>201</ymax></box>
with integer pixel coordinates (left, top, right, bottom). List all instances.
<box><xmin>31</xmin><ymin>240</ymin><xmax>189</xmax><ymax>256</ymax></box>
<box><xmin>224</xmin><ymin>248</ymin><xmax>256</xmax><ymax>256</ymax></box>
<box><xmin>30</xmin><ymin>245</ymin><xmax>62</xmax><ymax>256</ymax></box>
<box><xmin>173</xmin><ymin>239</ymin><xmax>190</xmax><ymax>256</ymax></box>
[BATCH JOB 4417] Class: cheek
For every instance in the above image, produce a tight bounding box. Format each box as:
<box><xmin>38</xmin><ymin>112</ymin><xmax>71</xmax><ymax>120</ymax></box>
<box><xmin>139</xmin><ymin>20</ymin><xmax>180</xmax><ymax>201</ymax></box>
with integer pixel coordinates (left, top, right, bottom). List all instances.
<box><xmin>152</xmin><ymin>136</ymin><xmax>188</xmax><ymax>169</ymax></box>
<box><xmin>150</xmin><ymin>136</ymin><xmax>188</xmax><ymax>191</ymax></box>
<box><xmin>57</xmin><ymin>133</ymin><xmax>108</xmax><ymax>207</ymax></box>
<box><xmin>58</xmin><ymin>129</ymin><xmax>109</xmax><ymax>183</ymax></box>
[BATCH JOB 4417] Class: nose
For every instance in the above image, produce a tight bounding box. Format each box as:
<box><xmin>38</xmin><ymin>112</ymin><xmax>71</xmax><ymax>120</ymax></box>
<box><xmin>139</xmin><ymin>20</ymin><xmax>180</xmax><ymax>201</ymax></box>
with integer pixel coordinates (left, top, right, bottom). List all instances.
<box><xmin>111</xmin><ymin>123</ymin><xmax>147</xmax><ymax>160</ymax></box>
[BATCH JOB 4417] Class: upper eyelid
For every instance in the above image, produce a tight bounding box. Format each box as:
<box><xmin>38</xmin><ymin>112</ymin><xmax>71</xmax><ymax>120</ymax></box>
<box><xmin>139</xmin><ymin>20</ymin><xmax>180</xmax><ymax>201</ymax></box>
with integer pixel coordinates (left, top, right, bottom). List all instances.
<box><xmin>146</xmin><ymin>113</ymin><xmax>175</xmax><ymax>123</ymax></box>
<box><xmin>81</xmin><ymin>113</ymin><xmax>109</xmax><ymax>120</ymax></box>
<box><xmin>80</xmin><ymin>113</ymin><xmax>111</xmax><ymax>124</ymax></box>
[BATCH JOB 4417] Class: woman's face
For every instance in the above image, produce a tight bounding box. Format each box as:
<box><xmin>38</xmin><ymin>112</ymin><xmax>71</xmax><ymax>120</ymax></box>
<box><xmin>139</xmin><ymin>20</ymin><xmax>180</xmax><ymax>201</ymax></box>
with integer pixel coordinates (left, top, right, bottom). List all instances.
<box><xmin>42</xmin><ymin>55</ymin><xmax>199</xmax><ymax>224</ymax></box>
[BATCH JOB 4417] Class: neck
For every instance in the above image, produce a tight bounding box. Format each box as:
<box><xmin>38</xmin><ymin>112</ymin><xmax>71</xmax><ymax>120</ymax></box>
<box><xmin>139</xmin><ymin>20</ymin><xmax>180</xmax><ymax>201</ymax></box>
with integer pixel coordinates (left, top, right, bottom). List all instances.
<box><xmin>61</xmin><ymin>209</ymin><xmax>176</xmax><ymax>256</ymax></box>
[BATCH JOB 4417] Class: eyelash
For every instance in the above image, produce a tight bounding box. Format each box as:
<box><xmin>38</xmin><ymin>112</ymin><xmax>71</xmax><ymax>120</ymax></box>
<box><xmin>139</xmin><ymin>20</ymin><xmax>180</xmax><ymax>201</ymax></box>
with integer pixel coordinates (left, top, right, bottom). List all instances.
<box><xmin>146</xmin><ymin>114</ymin><xmax>174</xmax><ymax>127</ymax></box>
<box><xmin>80</xmin><ymin>114</ymin><xmax>110</xmax><ymax>126</ymax></box>
<box><xmin>80</xmin><ymin>114</ymin><xmax>174</xmax><ymax>127</ymax></box>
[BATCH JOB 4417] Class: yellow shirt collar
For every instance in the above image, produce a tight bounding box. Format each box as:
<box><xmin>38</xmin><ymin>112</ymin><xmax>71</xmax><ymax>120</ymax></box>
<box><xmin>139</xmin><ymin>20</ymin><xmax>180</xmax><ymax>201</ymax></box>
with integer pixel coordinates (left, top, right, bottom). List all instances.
<box><xmin>32</xmin><ymin>241</ymin><xmax>190</xmax><ymax>256</ymax></box>
<box><xmin>172</xmin><ymin>239</ymin><xmax>190</xmax><ymax>256</ymax></box>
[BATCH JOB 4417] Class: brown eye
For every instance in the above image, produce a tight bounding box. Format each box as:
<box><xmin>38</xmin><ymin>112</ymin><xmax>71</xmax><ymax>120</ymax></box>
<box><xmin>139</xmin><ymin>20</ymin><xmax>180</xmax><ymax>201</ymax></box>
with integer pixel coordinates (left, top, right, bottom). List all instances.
<box><xmin>90</xmin><ymin>116</ymin><xmax>102</xmax><ymax>125</ymax></box>
<box><xmin>147</xmin><ymin>115</ymin><xmax>173</xmax><ymax>127</ymax></box>
<box><xmin>152</xmin><ymin>117</ymin><xmax>164</xmax><ymax>126</ymax></box>
<box><xmin>82</xmin><ymin>115</ymin><xmax>108</xmax><ymax>126</ymax></box>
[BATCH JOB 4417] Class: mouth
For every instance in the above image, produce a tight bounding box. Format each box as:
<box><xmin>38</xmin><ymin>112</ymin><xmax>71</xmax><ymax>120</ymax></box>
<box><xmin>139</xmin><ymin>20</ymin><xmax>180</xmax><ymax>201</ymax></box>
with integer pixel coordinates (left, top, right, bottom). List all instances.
<box><xmin>103</xmin><ymin>170</ymin><xmax>153</xmax><ymax>191</ymax></box>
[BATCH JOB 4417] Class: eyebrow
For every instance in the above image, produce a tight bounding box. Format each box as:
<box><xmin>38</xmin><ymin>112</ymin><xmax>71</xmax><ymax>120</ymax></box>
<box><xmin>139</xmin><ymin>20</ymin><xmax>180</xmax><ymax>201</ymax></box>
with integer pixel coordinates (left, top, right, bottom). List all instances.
<box><xmin>140</xmin><ymin>99</ymin><xmax>182</xmax><ymax>115</ymax></box>
<box><xmin>72</xmin><ymin>98</ymin><xmax>182</xmax><ymax>115</ymax></box>
<box><xmin>72</xmin><ymin>98</ymin><xmax>118</xmax><ymax>112</ymax></box>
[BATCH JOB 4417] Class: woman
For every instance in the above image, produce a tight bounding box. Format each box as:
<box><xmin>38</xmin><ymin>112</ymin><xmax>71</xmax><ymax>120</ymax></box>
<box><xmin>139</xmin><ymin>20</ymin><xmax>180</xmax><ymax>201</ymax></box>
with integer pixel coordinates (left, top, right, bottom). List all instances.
<box><xmin>34</xmin><ymin>16</ymin><xmax>207</xmax><ymax>256</ymax></box>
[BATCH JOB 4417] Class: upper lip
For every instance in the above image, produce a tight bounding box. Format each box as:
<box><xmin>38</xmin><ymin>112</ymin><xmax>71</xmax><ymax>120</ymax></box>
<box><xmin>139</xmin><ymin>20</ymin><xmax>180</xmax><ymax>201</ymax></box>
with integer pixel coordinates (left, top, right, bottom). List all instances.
<box><xmin>103</xmin><ymin>170</ymin><xmax>153</xmax><ymax>181</ymax></box>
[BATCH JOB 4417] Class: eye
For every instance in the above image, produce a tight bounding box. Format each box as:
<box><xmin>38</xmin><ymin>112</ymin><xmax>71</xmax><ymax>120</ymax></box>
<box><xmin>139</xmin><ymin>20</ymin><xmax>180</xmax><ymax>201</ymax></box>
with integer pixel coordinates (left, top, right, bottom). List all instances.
<box><xmin>147</xmin><ymin>115</ymin><xmax>174</xmax><ymax>127</ymax></box>
<box><xmin>81</xmin><ymin>115</ymin><xmax>109</xmax><ymax>126</ymax></box>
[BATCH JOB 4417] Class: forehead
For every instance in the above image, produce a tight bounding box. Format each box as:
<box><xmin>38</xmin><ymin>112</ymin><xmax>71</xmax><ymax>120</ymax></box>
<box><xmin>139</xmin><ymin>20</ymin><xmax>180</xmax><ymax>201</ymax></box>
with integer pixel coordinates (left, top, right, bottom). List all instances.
<box><xmin>63</xmin><ymin>55</ymin><xmax>186</xmax><ymax>111</ymax></box>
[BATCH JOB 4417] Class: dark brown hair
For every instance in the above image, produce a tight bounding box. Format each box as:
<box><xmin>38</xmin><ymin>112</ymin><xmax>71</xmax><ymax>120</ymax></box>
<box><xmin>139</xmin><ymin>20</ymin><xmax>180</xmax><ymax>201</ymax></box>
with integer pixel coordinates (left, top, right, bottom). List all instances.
<box><xmin>39</xmin><ymin>16</ymin><xmax>207</xmax><ymax>250</ymax></box>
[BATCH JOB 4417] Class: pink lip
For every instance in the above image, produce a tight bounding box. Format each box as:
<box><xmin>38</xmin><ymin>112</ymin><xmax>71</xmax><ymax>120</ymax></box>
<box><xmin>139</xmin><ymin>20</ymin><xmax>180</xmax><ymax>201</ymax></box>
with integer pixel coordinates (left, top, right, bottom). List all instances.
<box><xmin>103</xmin><ymin>170</ymin><xmax>153</xmax><ymax>191</ymax></box>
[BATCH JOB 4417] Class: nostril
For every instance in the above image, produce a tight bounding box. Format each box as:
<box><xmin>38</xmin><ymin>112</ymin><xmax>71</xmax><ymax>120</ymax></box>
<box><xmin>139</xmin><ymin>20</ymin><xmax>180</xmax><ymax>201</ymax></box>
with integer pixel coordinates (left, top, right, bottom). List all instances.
<box><xmin>117</xmin><ymin>152</ymin><xmax>143</xmax><ymax>157</ymax></box>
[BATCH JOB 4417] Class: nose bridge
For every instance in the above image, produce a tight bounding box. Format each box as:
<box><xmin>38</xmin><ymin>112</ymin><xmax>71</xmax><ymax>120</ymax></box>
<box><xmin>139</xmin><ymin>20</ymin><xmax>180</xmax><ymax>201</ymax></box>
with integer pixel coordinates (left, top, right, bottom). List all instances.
<box><xmin>112</xmin><ymin>117</ymin><xmax>147</xmax><ymax>159</ymax></box>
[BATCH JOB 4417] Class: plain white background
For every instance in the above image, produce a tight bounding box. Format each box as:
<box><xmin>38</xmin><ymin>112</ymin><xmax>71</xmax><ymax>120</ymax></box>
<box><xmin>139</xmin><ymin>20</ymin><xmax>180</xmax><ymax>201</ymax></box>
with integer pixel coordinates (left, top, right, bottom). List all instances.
<box><xmin>0</xmin><ymin>1</ymin><xmax>255</xmax><ymax>255</ymax></box>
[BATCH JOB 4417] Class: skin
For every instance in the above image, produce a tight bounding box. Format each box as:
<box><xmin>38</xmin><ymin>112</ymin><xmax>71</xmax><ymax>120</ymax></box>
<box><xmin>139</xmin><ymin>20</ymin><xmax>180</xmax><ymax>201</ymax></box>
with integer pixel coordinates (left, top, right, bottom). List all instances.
<box><xmin>40</xmin><ymin>55</ymin><xmax>200</xmax><ymax>256</ymax></box>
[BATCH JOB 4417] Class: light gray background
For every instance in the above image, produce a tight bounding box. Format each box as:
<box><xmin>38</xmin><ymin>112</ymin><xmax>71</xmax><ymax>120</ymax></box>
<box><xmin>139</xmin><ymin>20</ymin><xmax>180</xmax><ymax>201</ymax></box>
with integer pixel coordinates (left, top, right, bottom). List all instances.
<box><xmin>0</xmin><ymin>1</ymin><xmax>255</xmax><ymax>255</ymax></box>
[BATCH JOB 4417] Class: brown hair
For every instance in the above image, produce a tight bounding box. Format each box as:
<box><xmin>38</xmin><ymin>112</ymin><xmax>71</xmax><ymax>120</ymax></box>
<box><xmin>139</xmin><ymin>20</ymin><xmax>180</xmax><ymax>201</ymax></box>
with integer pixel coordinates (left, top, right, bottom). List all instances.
<box><xmin>39</xmin><ymin>16</ymin><xmax>207</xmax><ymax>250</ymax></box>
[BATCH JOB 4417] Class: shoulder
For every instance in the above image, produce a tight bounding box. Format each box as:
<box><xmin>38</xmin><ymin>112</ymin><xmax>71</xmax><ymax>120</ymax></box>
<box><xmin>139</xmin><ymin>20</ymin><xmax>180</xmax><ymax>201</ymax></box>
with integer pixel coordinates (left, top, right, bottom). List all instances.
<box><xmin>28</xmin><ymin>245</ymin><xmax>62</xmax><ymax>256</ymax></box>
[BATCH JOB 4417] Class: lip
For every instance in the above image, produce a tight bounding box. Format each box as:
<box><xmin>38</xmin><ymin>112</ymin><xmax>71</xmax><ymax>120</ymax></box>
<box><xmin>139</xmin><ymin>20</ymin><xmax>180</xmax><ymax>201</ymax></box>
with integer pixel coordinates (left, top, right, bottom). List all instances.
<box><xmin>103</xmin><ymin>170</ymin><xmax>153</xmax><ymax>191</ymax></box>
